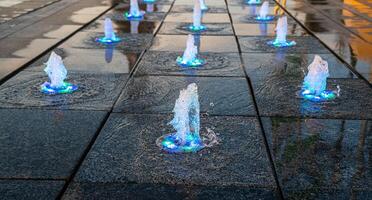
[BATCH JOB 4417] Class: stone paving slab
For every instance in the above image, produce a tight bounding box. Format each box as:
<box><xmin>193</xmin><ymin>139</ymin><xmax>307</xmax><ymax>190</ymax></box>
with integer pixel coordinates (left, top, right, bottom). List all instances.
<box><xmin>25</xmin><ymin>47</ymin><xmax>140</xmax><ymax>74</ymax></box>
<box><xmin>238</xmin><ymin>36</ymin><xmax>330</xmax><ymax>54</ymax></box>
<box><xmin>0</xmin><ymin>108</ymin><xmax>106</xmax><ymax>178</ymax></box>
<box><xmin>62</xmin><ymin>31</ymin><xmax>153</xmax><ymax>53</ymax></box>
<box><xmin>64</xmin><ymin>114</ymin><xmax>276</xmax><ymax>191</ymax></box>
<box><xmin>158</xmin><ymin>22</ymin><xmax>234</xmax><ymax>35</ymax></box>
<box><xmin>150</xmin><ymin>35</ymin><xmax>239</xmax><ymax>52</ymax></box>
<box><xmin>234</xmin><ymin>23</ymin><xmax>306</xmax><ymax>36</ymax></box>
<box><xmin>0</xmin><ymin>71</ymin><xmax>127</xmax><ymax>111</ymax></box>
<box><xmin>135</xmin><ymin>51</ymin><xmax>245</xmax><ymax>77</ymax></box>
<box><xmin>242</xmin><ymin>53</ymin><xmax>357</xmax><ymax>79</ymax></box>
<box><xmin>63</xmin><ymin>182</ymin><xmax>280</xmax><ymax>200</ymax></box>
<box><xmin>261</xmin><ymin>117</ymin><xmax>372</xmax><ymax>199</ymax></box>
<box><xmin>171</xmin><ymin>5</ymin><xmax>228</xmax><ymax>13</ymax></box>
<box><xmin>0</xmin><ymin>180</ymin><xmax>64</xmax><ymax>200</ymax></box>
<box><xmin>164</xmin><ymin>13</ymin><xmax>230</xmax><ymax>23</ymax></box>
<box><xmin>113</xmin><ymin>76</ymin><xmax>256</xmax><ymax>116</ymax></box>
<box><xmin>83</xmin><ymin>19</ymin><xmax>161</xmax><ymax>34</ymax></box>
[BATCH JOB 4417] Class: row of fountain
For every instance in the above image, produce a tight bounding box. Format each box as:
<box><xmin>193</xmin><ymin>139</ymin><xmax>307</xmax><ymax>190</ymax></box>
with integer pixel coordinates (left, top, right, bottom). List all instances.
<box><xmin>40</xmin><ymin>0</ymin><xmax>337</xmax><ymax>153</ymax></box>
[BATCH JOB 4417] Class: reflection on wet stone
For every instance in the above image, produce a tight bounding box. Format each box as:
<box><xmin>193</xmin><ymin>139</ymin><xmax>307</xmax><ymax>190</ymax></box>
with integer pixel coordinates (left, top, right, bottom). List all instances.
<box><xmin>159</xmin><ymin>23</ymin><xmax>234</xmax><ymax>35</ymax></box>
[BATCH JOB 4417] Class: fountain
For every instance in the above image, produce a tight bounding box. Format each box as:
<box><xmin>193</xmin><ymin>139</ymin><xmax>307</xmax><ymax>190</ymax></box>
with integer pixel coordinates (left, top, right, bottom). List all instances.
<box><xmin>247</xmin><ymin>0</ymin><xmax>261</xmax><ymax>5</ymax></box>
<box><xmin>96</xmin><ymin>18</ymin><xmax>121</xmax><ymax>44</ymax></box>
<box><xmin>301</xmin><ymin>55</ymin><xmax>336</xmax><ymax>101</ymax></box>
<box><xmin>125</xmin><ymin>0</ymin><xmax>145</xmax><ymax>20</ymax></box>
<box><xmin>199</xmin><ymin>0</ymin><xmax>208</xmax><ymax>11</ymax></box>
<box><xmin>146</xmin><ymin>3</ymin><xmax>154</xmax><ymax>13</ymax></box>
<box><xmin>176</xmin><ymin>34</ymin><xmax>205</xmax><ymax>67</ymax></box>
<box><xmin>156</xmin><ymin>83</ymin><xmax>204</xmax><ymax>153</ymax></box>
<box><xmin>40</xmin><ymin>52</ymin><xmax>78</xmax><ymax>95</ymax></box>
<box><xmin>143</xmin><ymin>0</ymin><xmax>156</xmax><ymax>3</ymax></box>
<box><xmin>130</xmin><ymin>20</ymin><xmax>139</xmax><ymax>34</ymax></box>
<box><xmin>189</xmin><ymin>0</ymin><xmax>206</xmax><ymax>32</ymax></box>
<box><xmin>256</xmin><ymin>1</ymin><xmax>274</xmax><ymax>21</ymax></box>
<box><xmin>268</xmin><ymin>16</ymin><xmax>296</xmax><ymax>47</ymax></box>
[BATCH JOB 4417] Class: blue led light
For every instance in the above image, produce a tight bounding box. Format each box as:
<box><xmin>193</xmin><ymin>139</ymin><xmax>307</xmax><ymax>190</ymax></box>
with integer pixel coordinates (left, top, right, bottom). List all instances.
<box><xmin>176</xmin><ymin>56</ymin><xmax>206</xmax><ymax>67</ymax></box>
<box><xmin>268</xmin><ymin>39</ymin><xmax>296</xmax><ymax>48</ymax></box>
<box><xmin>301</xmin><ymin>89</ymin><xmax>336</xmax><ymax>102</ymax></box>
<box><xmin>124</xmin><ymin>12</ymin><xmax>144</xmax><ymax>20</ymax></box>
<box><xmin>143</xmin><ymin>0</ymin><xmax>156</xmax><ymax>2</ymax></box>
<box><xmin>255</xmin><ymin>15</ymin><xmax>275</xmax><ymax>21</ymax></box>
<box><xmin>159</xmin><ymin>133</ymin><xmax>204</xmax><ymax>153</ymax></box>
<box><xmin>95</xmin><ymin>36</ymin><xmax>121</xmax><ymax>44</ymax></box>
<box><xmin>188</xmin><ymin>25</ymin><xmax>206</xmax><ymax>32</ymax></box>
<box><xmin>246</xmin><ymin>0</ymin><xmax>261</xmax><ymax>5</ymax></box>
<box><xmin>40</xmin><ymin>82</ymin><xmax>78</xmax><ymax>95</ymax></box>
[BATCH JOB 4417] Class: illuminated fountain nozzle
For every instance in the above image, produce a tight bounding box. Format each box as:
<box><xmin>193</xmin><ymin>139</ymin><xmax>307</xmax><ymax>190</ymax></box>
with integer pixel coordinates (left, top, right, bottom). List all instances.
<box><xmin>301</xmin><ymin>55</ymin><xmax>337</xmax><ymax>101</ymax></box>
<box><xmin>189</xmin><ymin>0</ymin><xmax>206</xmax><ymax>32</ymax></box>
<box><xmin>256</xmin><ymin>1</ymin><xmax>274</xmax><ymax>21</ymax></box>
<box><xmin>125</xmin><ymin>0</ymin><xmax>145</xmax><ymax>20</ymax></box>
<box><xmin>40</xmin><ymin>52</ymin><xmax>77</xmax><ymax>95</ymax></box>
<box><xmin>176</xmin><ymin>34</ymin><xmax>205</xmax><ymax>67</ymax></box>
<box><xmin>156</xmin><ymin>83</ymin><xmax>204</xmax><ymax>153</ymax></box>
<box><xmin>268</xmin><ymin>16</ymin><xmax>296</xmax><ymax>47</ymax></box>
<box><xmin>247</xmin><ymin>0</ymin><xmax>261</xmax><ymax>5</ymax></box>
<box><xmin>96</xmin><ymin>18</ymin><xmax>121</xmax><ymax>43</ymax></box>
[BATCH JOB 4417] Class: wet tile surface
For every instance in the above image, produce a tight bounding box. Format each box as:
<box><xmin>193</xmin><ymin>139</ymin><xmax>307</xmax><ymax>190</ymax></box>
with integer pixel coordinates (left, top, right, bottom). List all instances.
<box><xmin>135</xmin><ymin>51</ymin><xmax>244</xmax><ymax>77</ymax></box>
<box><xmin>0</xmin><ymin>108</ymin><xmax>106</xmax><ymax>178</ymax></box>
<box><xmin>0</xmin><ymin>71</ymin><xmax>127</xmax><ymax>111</ymax></box>
<box><xmin>164</xmin><ymin>13</ymin><xmax>230</xmax><ymax>23</ymax></box>
<box><xmin>114</xmin><ymin>76</ymin><xmax>256</xmax><ymax>116</ymax></box>
<box><xmin>65</xmin><ymin>114</ymin><xmax>276</xmax><ymax>191</ymax></box>
<box><xmin>262</xmin><ymin>117</ymin><xmax>372</xmax><ymax>199</ymax></box>
<box><xmin>158</xmin><ymin>22</ymin><xmax>234</xmax><ymax>35</ymax></box>
<box><xmin>0</xmin><ymin>180</ymin><xmax>64</xmax><ymax>200</ymax></box>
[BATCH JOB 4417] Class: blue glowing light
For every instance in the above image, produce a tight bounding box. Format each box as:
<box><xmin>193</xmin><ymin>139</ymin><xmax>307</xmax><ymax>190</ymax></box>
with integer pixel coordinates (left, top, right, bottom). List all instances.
<box><xmin>95</xmin><ymin>36</ymin><xmax>121</xmax><ymax>44</ymax></box>
<box><xmin>301</xmin><ymin>89</ymin><xmax>336</xmax><ymax>102</ymax></box>
<box><xmin>40</xmin><ymin>81</ymin><xmax>78</xmax><ymax>95</ymax></box>
<box><xmin>268</xmin><ymin>39</ymin><xmax>296</xmax><ymax>48</ymax></box>
<box><xmin>255</xmin><ymin>15</ymin><xmax>275</xmax><ymax>21</ymax></box>
<box><xmin>124</xmin><ymin>12</ymin><xmax>144</xmax><ymax>20</ymax></box>
<box><xmin>159</xmin><ymin>132</ymin><xmax>204</xmax><ymax>153</ymax></box>
<box><xmin>143</xmin><ymin>0</ymin><xmax>156</xmax><ymax>2</ymax></box>
<box><xmin>246</xmin><ymin>0</ymin><xmax>261</xmax><ymax>5</ymax></box>
<box><xmin>176</xmin><ymin>56</ymin><xmax>205</xmax><ymax>67</ymax></box>
<box><xmin>188</xmin><ymin>25</ymin><xmax>206</xmax><ymax>32</ymax></box>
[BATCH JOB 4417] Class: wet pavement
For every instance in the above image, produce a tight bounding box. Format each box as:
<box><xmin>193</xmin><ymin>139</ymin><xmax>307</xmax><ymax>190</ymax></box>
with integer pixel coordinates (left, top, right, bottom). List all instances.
<box><xmin>0</xmin><ymin>0</ymin><xmax>371</xmax><ymax>199</ymax></box>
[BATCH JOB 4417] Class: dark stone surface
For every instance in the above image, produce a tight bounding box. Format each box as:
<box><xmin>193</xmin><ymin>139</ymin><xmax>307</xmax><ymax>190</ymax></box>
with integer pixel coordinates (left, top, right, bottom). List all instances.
<box><xmin>104</xmin><ymin>10</ymin><xmax>166</xmax><ymax>22</ymax></box>
<box><xmin>113</xmin><ymin>76</ymin><xmax>256</xmax><ymax>116</ymax></box>
<box><xmin>0</xmin><ymin>180</ymin><xmax>64</xmax><ymax>200</ymax></box>
<box><xmin>262</xmin><ymin>117</ymin><xmax>372</xmax><ymax>199</ymax></box>
<box><xmin>234</xmin><ymin>23</ymin><xmax>306</xmax><ymax>36</ymax></box>
<box><xmin>135</xmin><ymin>51</ymin><xmax>245</xmax><ymax>77</ymax></box>
<box><xmin>242</xmin><ymin>53</ymin><xmax>357</xmax><ymax>79</ymax></box>
<box><xmin>114</xmin><ymin>2</ymin><xmax>172</xmax><ymax>12</ymax></box>
<box><xmin>71</xmin><ymin>114</ymin><xmax>275</xmax><ymax>188</ymax></box>
<box><xmin>251</xmin><ymin>75</ymin><xmax>372</xmax><ymax>119</ymax></box>
<box><xmin>0</xmin><ymin>71</ymin><xmax>127</xmax><ymax>111</ymax></box>
<box><xmin>25</xmin><ymin>47</ymin><xmax>139</xmax><ymax>74</ymax></box>
<box><xmin>158</xmin><ymin>22</ymin><xmax>234</xmax><ymax>35</ymax></box>
<box><xmin>63</xmin><ymin>182</ymin><xmax>280</xmax><ymax>200</ymax></box>
<box><xmin>164</xmin><ymin>13</ymin><xmax>231</xmax><ymax>23</ymax></box>
<box><xmin>0</xmin><ymin>109</ymin><xmax>106</xmax><ymax>178</ymax></box>
<box><xmin>62</xmin><ymin>31</ymin><xmax>153</xmax><ymax>53</ymax></box>
<box><xmin>83</xmin><ymin>19</ymin><xmax>161</xmax><ymax>34</ymax></box>
<box><xmin>150</xmin><ymin>35</ymin><xmax>239</xmax><ymax>52</ymax></box>
<box><xmin>232</xmin><ymin>15</ymin><xmax>280</xmax><ymax>24</ymax></box>
<box><xmin>238</xmin><ymin>36</ymin><xmax>330</xmax><ymax>53</ymax></box>
<box><xmin>171</xmin><ymin>5</ymin><xmax>228</xmax><ymax>13</ymax></box>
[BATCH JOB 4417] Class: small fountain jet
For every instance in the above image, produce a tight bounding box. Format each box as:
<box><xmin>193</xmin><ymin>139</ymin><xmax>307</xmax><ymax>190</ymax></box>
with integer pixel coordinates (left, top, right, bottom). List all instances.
<box><xmin>96</xmin><ymin>18</ymin><xmax>121</xmax><ymax>43</ymax></box>
<box><xmin>256</xmin><ymin>1</ymin><xmax>274</xmax><ymax>21</ymax></box>
<box><xmin>268</xmin><ymin>16</ymin><xmax>296</xmax><ymax>47</ymax></box>
<box><xmin>40</xmin><ymin>52</ymin><xmax>77</xmax><ymax>94</ymax></box>
<box><xmin>189</xmin><ymin>0</ymin><xmax>206</xmax><ymax>31</ymax></box>
<box><xmin>301</xmin><ymin>55</ymin><xmax>337</xmax><ymax>101</ymax></box>
<box><xmin>125</xmin><ymin>0</ymin><xmax>145</xmax><ymax>20</ymax></box>
<box><xmin>146</xmin><ymin>3</ymin><xmax>154</xmax><ymax>12</ymax></box>
<box><xmin>176</xmin><ymin>34</ymin><xmax>205</xmax><ymax>67</ymax></box>
<box><xmin>156</xmin><ymin>83</ymin><xmax>204</xmax><ymax>153</ymax></box>
<box><xmin>199</xmin><ymin>0</ymin><xmax>208</xmax><ymax>11</ymax></box>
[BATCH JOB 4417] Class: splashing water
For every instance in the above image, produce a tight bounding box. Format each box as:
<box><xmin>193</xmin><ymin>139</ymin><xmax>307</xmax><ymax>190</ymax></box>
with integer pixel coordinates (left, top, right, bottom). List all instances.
<box><xmin>176</xmin><ymin>34</ymin><xmax>205</xmax><ymax>67</ymax></box>
<box><xmin>96</xmin><ymin>18</ymin><xmax>121</xmax><ymax>43</ymax></box>
<box><xmin>40</xmin><ymin>52</ymin><xmax>77</xmax><ymax>94</ymax></box>
<box><xmin>146</xmin><ymin>3</ymin><xmax>154</xmax><ymax>12</ymax></box>
<box><xmin>301</xmin><ymin>55</ymin><xmax>337</xmax><ymax>101</ymax></box>
<box><xmin>125</xmin><ymin>0</ymin><xmax>145</xmax><ymax>20</ymax></box>
<box><xmin>256</xmin><ymin>1</ymin><xmax>273</xmax><ymax>21</ymax></box>
<box><xmin>247</xmin><ymin>0</ymin><xmax>261</xmax><ymax>5</ymax></box>
<box><xmin>189</xmin><ymin>0</ymin><xmax>206</xmax><ymax>31</ymax></box>
<box><xmin>199</xmin><ymin>0</ymin><xmax>208</xmax><ymax>10</ymax></box>
<box><xmin>268</xmin><ymin>16</ymin><xmax>296</xmax><ymax>47</ymax></box>
<box><xmin>157</xmin><ymin>83</ymin><xmax>204</xmax><ymax>153</ymax></box>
